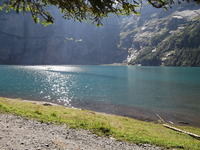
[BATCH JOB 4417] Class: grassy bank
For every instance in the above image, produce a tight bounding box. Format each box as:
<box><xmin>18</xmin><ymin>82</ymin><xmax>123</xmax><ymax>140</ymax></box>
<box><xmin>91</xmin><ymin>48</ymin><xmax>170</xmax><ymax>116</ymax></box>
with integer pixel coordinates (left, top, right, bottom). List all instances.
<box><xmin>0</xmin><ymin>97</ymin><xmax>200</xmax><ymax>150</ymax></box>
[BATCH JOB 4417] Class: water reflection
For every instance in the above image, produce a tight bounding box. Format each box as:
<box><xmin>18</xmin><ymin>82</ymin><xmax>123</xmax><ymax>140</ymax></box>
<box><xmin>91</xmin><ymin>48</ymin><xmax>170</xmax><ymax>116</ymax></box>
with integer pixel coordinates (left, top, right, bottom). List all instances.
<box><xmin>36</xmin><ymin>66</ymin><xmax>84</xmax><ymax>106</ymax></box>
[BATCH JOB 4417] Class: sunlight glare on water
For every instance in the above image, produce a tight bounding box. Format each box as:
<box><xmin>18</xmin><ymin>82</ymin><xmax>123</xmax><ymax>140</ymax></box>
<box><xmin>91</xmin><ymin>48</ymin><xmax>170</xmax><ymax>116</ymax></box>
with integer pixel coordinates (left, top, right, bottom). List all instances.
<box><xmin>39</xmin><ymin>66</ymin><xmax>84</xmax><ymax>106</ymax></box>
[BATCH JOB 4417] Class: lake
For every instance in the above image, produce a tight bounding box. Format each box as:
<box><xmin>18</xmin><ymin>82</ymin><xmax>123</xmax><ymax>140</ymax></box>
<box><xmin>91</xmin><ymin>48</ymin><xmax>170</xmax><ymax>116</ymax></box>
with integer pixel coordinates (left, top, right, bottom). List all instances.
<box><xmin>0</xmin><ymin>65</ymin><xmax>200</xmax><ymax>126</ymax></box>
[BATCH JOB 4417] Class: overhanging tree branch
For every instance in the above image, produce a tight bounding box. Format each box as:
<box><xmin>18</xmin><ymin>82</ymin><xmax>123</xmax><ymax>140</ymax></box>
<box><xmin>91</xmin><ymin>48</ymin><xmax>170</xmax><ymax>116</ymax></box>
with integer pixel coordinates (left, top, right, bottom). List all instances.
<box><xmin>0</xmin><ymin>0</ymin><xmax>199</xmax><ymax>25</ymax></box>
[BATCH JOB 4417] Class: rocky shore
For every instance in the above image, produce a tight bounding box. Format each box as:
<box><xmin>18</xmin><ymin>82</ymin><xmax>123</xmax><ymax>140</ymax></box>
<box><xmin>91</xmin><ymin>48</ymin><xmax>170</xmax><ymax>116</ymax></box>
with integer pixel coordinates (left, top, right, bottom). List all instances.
<box><xmin>0</xmin><ymin>114</ymin><xmax>162</xmax><ymax>150</ymax></box>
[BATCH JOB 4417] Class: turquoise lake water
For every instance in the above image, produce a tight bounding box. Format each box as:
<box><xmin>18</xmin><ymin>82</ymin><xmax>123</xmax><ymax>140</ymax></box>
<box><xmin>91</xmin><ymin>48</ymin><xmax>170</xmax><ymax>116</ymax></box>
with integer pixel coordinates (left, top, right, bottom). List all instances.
<box><xmin>0</xmin><ymin>65</ymin><xmax>200</xmax><ymax>124</ymax></box>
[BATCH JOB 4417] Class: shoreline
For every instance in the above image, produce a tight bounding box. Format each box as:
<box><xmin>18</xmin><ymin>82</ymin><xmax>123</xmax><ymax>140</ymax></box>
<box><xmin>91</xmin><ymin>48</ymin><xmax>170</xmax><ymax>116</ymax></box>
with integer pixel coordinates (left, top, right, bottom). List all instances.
<box><xmin>71</xmin><ymin>100</ymin><xmax>200</xmax><ymax>128</ymax></box>
<box><xmin>1</xmin><ymin>97</ymin><xmax>200</xmax><ymax>150</ymax></box>
<box><xmin>21</xmin><ymin>98</ymin><xmax>200</xmax><ymax>128</ymax></box>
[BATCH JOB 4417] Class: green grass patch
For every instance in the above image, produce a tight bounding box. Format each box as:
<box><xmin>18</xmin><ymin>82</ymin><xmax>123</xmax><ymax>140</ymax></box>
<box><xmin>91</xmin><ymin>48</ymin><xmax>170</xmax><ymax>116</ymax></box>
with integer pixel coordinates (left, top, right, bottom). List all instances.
<box><xmin>0</xmin><ymin>97</ymin><xmax>200</xmax><ymax>149</ymax></box>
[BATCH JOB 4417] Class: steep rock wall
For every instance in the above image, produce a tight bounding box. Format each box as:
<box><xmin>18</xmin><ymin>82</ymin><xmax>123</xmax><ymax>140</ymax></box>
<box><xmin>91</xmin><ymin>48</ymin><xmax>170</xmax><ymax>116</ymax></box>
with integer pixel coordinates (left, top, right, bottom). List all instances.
<box><xmin>0</xmin><ymin>12</ymin><xmax>127</xmax><ymax>65</ymax></box>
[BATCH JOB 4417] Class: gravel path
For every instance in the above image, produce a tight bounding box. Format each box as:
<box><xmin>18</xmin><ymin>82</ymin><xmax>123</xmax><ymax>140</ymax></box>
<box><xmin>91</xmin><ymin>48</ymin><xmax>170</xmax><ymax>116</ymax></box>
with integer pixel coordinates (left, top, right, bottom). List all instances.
<box><xmin>0</xmin><ymin>114</ymin><xmax>163</xmax><ymax>150</ymax></box>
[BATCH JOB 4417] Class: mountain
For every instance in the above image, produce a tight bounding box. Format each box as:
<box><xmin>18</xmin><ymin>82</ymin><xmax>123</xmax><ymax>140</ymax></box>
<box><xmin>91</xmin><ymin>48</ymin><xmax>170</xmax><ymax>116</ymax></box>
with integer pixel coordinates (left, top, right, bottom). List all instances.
<box><xmin>119</xmin><ymin>3</ymin><xmax>200</xmax><ymax>66</ymax></box>
<box><xmin>0</xmin><ymin>2</ymin><xmax>199</xmax><ymax>66</ymax></box>
<box><xmin>0</xmin><ymin>11</ymin><xmax>126</xmax><ymax>65</ymax></box>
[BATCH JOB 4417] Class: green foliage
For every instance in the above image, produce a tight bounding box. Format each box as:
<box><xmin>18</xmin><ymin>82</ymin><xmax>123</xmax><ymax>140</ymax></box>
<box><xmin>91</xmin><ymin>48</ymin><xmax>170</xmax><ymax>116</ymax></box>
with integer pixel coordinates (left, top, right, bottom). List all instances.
<box><xmin>159</xmin><ymin>22</ymin><xmax>200</xmax><ymax>66</ymax></box>
<box><xmin>1</xmin><ymin>97</ymin><xmax>200</xmax><ymax>149</ymax></box>
<box><xmin>129</xmin><ymin>21</ymin><xmax>200</xmax><ymax>66</ymax></box>
<box><xmin>51</xmin><ymin>112</ymin><xmax>57</xmax><ymax>117</ymax></box>
<box><xmin>0</xmin><ymin>0</ymin><xmax>197</xmax><ymax>25</ymax></box>
<box><xmin>129</xmin><ymin>47</ymin><xmax>161</xmax><ymax>66</ymax></box>
<box><xmin>165</xmin><ymin>47</ymin><xmax>200</xmax><ymax>67</ymax></box>
<box><xmin>34</xmin><ymin>110</ymin><xmax>43</xmax><ymax>115</ymax></box>
<box><xmin>0</xmin><ymin>0</ymin><xmax>140</xmax><ymax>25</ymax></box>
<box><xmin>150</xmin><ymin>30</ymin><xmax>169</xmax><ymax>46</ymax></box>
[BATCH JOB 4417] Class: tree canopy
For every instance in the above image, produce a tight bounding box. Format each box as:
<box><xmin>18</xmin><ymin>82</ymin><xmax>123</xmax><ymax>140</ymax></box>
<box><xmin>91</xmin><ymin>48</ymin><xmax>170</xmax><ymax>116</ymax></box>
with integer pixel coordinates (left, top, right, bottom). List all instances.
<box><xmin>0</xmin><ymin>0</ymin><xmax>198</xmax><ymax>25</ymax></box>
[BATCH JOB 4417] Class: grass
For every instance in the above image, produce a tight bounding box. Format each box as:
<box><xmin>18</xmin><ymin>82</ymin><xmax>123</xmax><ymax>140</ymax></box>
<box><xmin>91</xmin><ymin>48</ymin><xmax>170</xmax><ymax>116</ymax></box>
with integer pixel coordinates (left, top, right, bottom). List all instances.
<box><xmin>0</xmin><ymin>97</ymin><xmax>200</xmax><ymax>150</ymax></box>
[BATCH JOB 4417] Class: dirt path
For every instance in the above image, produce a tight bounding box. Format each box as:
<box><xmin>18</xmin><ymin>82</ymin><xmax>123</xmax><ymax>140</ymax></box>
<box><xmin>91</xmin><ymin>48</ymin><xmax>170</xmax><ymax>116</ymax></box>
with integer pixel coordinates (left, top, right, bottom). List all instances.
<box><xmin>0</xmin><ymin>114</ymin><xmax>163</xmax><ymax>150</ymax></box>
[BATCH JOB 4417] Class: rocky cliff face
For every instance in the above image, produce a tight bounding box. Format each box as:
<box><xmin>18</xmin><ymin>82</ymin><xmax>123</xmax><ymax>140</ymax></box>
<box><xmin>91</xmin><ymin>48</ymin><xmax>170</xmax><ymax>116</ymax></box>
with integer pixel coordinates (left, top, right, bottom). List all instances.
<box><xmin>119</xmin><ymin>3</ymin><xmax>200</xmax><ymax>66</ymax></box>
<box><xmin>0</xmin><ymin>11</ymin><xmax>127</xmax><ymax>65</ymax></box>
